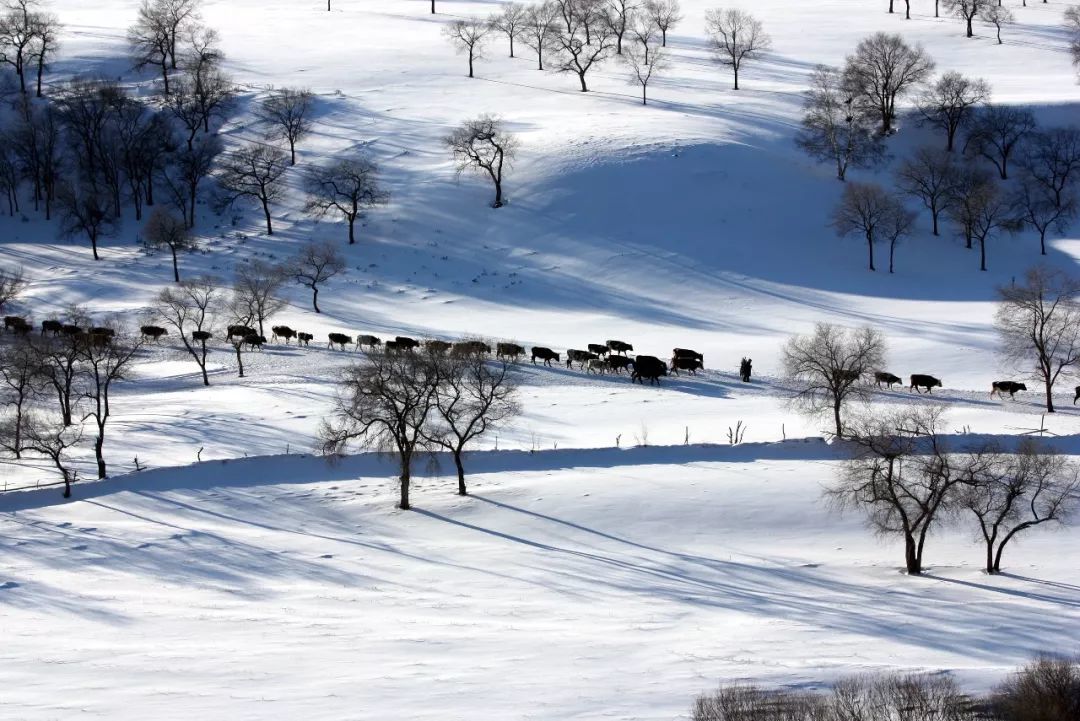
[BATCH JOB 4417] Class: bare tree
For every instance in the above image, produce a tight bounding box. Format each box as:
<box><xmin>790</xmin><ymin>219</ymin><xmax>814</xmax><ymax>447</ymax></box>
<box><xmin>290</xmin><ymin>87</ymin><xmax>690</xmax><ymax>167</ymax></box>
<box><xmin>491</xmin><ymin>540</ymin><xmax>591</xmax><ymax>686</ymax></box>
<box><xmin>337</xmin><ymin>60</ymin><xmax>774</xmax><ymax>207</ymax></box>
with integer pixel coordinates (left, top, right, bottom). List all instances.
<box><xmin>257</xmin><ymin>87</ymin><xmax>313</xmax><ymax>166</ymax></box>
<box><xmin>141</xmin><ymin>208</ymin><xmax>196</xmax><ymax>282</ymax></box>
<box><xmin>979</xmin><ymin>3</ymin><xmax>1012</xmax><ymax>44</ymax></box>
<box><xmin>11</xmin><ymin>99</ymin><xmax>63</xmax><ymax>219</ymax></box>
<box><xmin>623</xmin><ymin>44</ymin><xmax>667</xmax><ymax>105</ymax></box>
<box><xmin>78</xmin><ymin>330</ymin><xmax>143</xmax><ymax>479</ymax></box>
<box><xmin>128</xmin><ymin>0</ymin><xmax>173</xmax><ymax>93</ymax></box>
<box><xmin>304</xmin><ymin>156</ymin><xmax>388</xmax><ymax>244</ymax></box>
<box><xmin>0</xmin><ymin>132</ymin><xmax>21</xmax><ymax>216</ymax></box>
<box><xmin>1069</xmin><ymin>6</ymin><xmax>1080</xmax><ymax>78</ymax></box>
<box><xmin>630</xmin><ymin>13</ymin><xmax>657</xmax><ymax>62</ymax></box>
<box><xmin>446</xmin><ymin>115</ymin><xmax>517</xmax><ymax>208</ymax></box>
<box><xmin>843</xmin><ymin>32</ymin><xmax>935</xmax><ymax>136</ymax></box>
<box><xmin>320</xmin><ymin>352</ymin><xmax>442</xmax><ymax>510</ymax></box>
<box><xmin>704</xmin><ymin>8</ymin><xmax>770</xmax><ymax>91</ymax></box>
<box><xmin>489</xmin><ymin>2</ymin><xmax>527</xmax><ymax>57</ymax></box>
<box><xmin>829</xmin><ymin>405</ymin><xmax>967</xmax><ymax>575</ymax></box>
<box><xmin>0</xmin><ymin>265</ymin><xmax>26</xmax><ymax>313</ymax></box>
<box><xmin>31</xmin><ymin>321</ymin><xmax>86</xmax><ymax>427</ymax></box>
<box><xmin>163</xmin><ymin>133</ymin><xmax>221</xmax><ymax>228</ymax></box>
<box><xmin>795</xmin><ymin>65</ymin><xmax>886</xmax><ymax>181</ymax></box>
<box><xmin>897</xmin><ymin>147</ymin><xmax>957</xmax><ymax>236</ymax></box>
<box><xmin>188</xmin><ymin>52</ymin><xmax>233</xmax><ymax>133</ymax></box>
<box><xmin>291</xmin><ymin>240</ymin><xmax>345</xmax><ymax>314</ymax></box>
<box><xmin>444</xmin><ymin>18</ymin><xmax>489</xmax><ymax>79</ymax></box>
<box><xmin>231</xmin><ymin>259</ymin><xmax>287</xmax><ymax>337</ymax></box>
<box><xmin>944</xmin><ymin>0</ymin><xmax>983</xmax><ymax>38</ymax></box>
<box><xmin>968</xmin><ymin>180</ymin><xmax>1013</xmax><ymax>272</ymax></box>
<box><xmin>917</xmin><ymin>71</ymin><xmax>989</xmax><ymax>152</ymax></box>
<box><xmin>996</xmin><ymin>266</ymin><xmax>1080</xmax><ymax>413</ymax></box>
<box><xmin>427</xmin><ymin>353</ymin><xmax>520</xmax><ymax>496</ymax></box>
<box><xmin>1019</xmin><ymin>127</ymin><xmax>1080</xmax><ymax>211</ymax></box>
<box><xmin>523</xmin><ymin>1</ymin><xmax>560</xmax><ymax>70</ymax></box>
<box><xmin>605</xmin><ymin>0</ymin><xmax>637</xmax><ymax>54</ymax></box>
<box><xmin>646</xmin><ymin>0</ymin><xmax>680</xmax><ymax>46</ymax></box>
<box><xmin>56</xmin><ymin>182</ymin><xmax>118</xmax><ymax>261</ymax></box>
<box><xmin>554</xmin><ymin>3</ymin><xmax>616</xmax><ymax>92</ymax></box>
<box><xmin>1011</xmin><ymin>172</ymin><xmax>1077</xmax><ymax>256</ymax></box>
<box><xmin>961</xmin><ymin>440</ymin><xmax>1079</xmax><ymax>574</ymax></box>
<box><xmin>964</xmin><ymin>104</ymin><xmax>1036</xmax><ymax>180</ymax></box>
<box><xmin>0</xmin><ymin>341</ymin><xmax>43</xmax><ymax>459</ymax></box>
<box><xmin>161</xmin><ymin>0</ymin><xmax>200</xmax><ymax>69</ymax></box>
<box><xmin>944</xmin><ymin>162</ymin><xmax>996</xmax><ymax>249</ymax></box>
<box><xmin>781</xmin><ymin>323</ymin><xmax>886</xmax><ymax>438</ymax></box>
<box><xmin>215</xmin><ymin>143</ymin><xmax>290</xmax><ymax>235</ymax></box>
<box><xmin>831</xmin><ymin>181</ymin><xmax>912</xmax><ymax>272</ymax></box>
<box><xmin>993</xmin><ymin>656</ymin><xmax>1080</xmax><ymax>721</ymax></box>
<box><xmin>28</xmin><ymin>8</ymin><xmax>60</xmax><ymax>97</ymax></box>
<box><xmin>0</xmin><ymin>0</ymin><xmax>38</xmax><ymax>94</ymax></box>
<box><xmin>156</xmin><ymin>277</ymin><xmax>219</xmax><ymax>386</ymax></box>
<box><xmin>21</xmin><ymin>410</ymin><xmax>82</xmax><ymax>497</ymax></box>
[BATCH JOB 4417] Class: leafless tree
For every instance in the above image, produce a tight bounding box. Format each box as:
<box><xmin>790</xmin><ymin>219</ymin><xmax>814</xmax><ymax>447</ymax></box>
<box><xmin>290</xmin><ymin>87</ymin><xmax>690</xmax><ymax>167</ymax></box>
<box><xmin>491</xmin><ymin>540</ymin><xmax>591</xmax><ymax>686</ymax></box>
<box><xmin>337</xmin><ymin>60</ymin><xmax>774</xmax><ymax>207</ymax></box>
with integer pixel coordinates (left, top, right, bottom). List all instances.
<box><xmin>304</xmin><ymin>156</ymin><xmax>388</xmax><ymax>244</ymax></box>
<box><xmin>20</xmin><ymin>409</ymin><xmax>82</xmax><ymax>497</ymax></box>
<box><xmin>692</xmin><ymin>684</ymin><xmax>825</xmax><ymax>721</ymax></box>
<box><xmin>1018</xmin><ymin>127</ymin><xmax>1080</xmax><ymax>212</ymax></box>
<box><xmin>231</xmin><ymin>259</ymin><xmax>287</xmax><ymax>337</ymax></box>
<box><xmin>444</xmin><ymin>18</ymin><xmax>489</xmax><ymax>79</ymax></box>
<box><xmin>0</xmin><ymin>133</ymin><xmax>20</xmax><ymax>217</ymax></box>
<box><xmin>829</xmin><ymin>405</ymin><xmax>967</xmax><ymax>575</ymax></box>
<box><xmin>426</xmin><ymin>353</ymin><xmax>520</xmax><ymax>495</ymax></box>
<box><xmin>156</xmin><ymin>276</ymin><xmax>219</xmax><ymax>386</ymax></box>
<box><xmin>1011</xmin><ymin>172</ymin><xmax>1077</xmax><ymax>256</ymax></box>
<box><xmin>489</xmin><ymin>2</ymin><xmax>527</xmax><ymax>57</ymax></box>
<box><xmin>996</xmin><ymin>266</ymin><xmax>1080</xmax><ymax>413</ymax></box>
<box><xmin>964</xmin><ymin>104</ymin><xmax>1036</xmax><ymax>180</ymax></box>
<box><xmin>257</xmin><ymin>87</ymin><xmax>313</xmax><ymax>166</ymax></box>
<box><xmin>164</xmin><ymin>74</ymin><xmax>203</xmax><ymax>150</ymax></box>
<box><xmin>78</xmin><ymin>329</ymin><xmax>143</xmax><ymax>479</ymax></box>
<box><xmin>0</xmin><ymin>341</ymin><xmax>43</xmax><ymax>459</ymax></box>
<box><xmin>291</xmin><ymin>240</ymin><xmax>345</xmax><ymax>314</ymax></box>
<box><xmin>160</xmin><ymin>0</ymin><xmax>200</xmax><ymax>69</ymax></box>
<box><xmin>944</xmin><ymin>0</ymin><xmax>983</xmax><ymax>38</ymax></box>
<box><xmin>795</xmin><ymin>66</ymin><xmax>886</xmax><ymax>181</ymax></box>
<box><xmin>993</xmin><ymin>656</ymin><xmax>1080</xmax><ymax>721</ymax></box>
<box><xmin>320</xmin><ymin>352</ymin><xmax>442</xmax><ymax>510</ymax></box>
<box><xmin>0</xmin><ymin>0</ymin><xmax>38</xmax><ymax>94</ymax></box>
<box><xmin>446</xmin><ymin>115</ymin><xmax>517</xmax><ymax>208</ymax></box>
<box><xmin>128</xmin><ymin>0</ymin><xmax>173</xmax><ymax>93</ymax></box>
<box><xmin>141</xmin><ymin>208</ymin><xmax>197</xmax><ymax>282</ymax></box>
<box><xmin>781</xmin><ymin>323</ymin><xmax>886</xmax><ymax>438</ymax></box>
<box><xmin>630</xmin><ymin>13</ymin><xmax>657</xmax><ymax>62</ymax></box>
<box><xmin>523</xmin><ymin>1</ymin><xmax>560</xmax><ymax>70</ymax></box>
<box><xmin>31</xmin><ymin>319</ymin><xmax>86</xmax><ymax>427</ymax></box>
<box><xmin>187</xmin><ymin>45</ymin><xmax>233</xmax><ymax>133</ymax></box>
<box><xmin>704</xmin><ymin>8</ymin><xmax>770</xmax><ymax>91</ymax></box>
<box><xmin>163</xmin><ymin>133</ymin><xmax>221</xmax><ymax>228</ymax></box>
<box><xmin>28</xmin><ymin>8</ymin><xmax>59</xmax><ymax>97</ymax></box>
<box><xmin>605</xmin><ymin>0</ymin><xmax>637</xmax><ymax>54</ymax></box>
<box><xmin>944</xmin><ymin>162</ymin><xmax>995</xmax><ymax>249</ymax></box>
<box><xmin>832</xmin><ymin>181</ymin><xmax>913</xmax><ymax>272</ymax></box>
<box><xmin>897</xmin><ymin>147</ymin><xmax>957</xmax><ymax>236</ymax></box>
<box><xmin>842</xmin><ymin>32</ymin><xmax>935</xmax><ymax>136</ymax></box>
<box><xmin>11</xmin><ymin>100</ymin><xmax>62</xmax><ymax>219</ymax></box>
<box><xmin>645</xmin><ymin>0</ymin><xmax>680</xmax><ymax>46</ymax></box>
<box><xmin>623</xmin><ymin>44</ymin><xmax>667</xmax><ymax>105</ymax></box>
<box><xmin>979</xmin><ymin>3</ymin><xmax>1012</xmax><ymax>44</ymax></box>
<box><xmin>553</xmin><ymin>2</ymin><xmax>616</xmax><ymax>92</ymax></box>
<box><xmin>0</xmin><ymin>265</ymin><xmax>25</xmax><ymax>313</ymax></box>
<box><xmin>57</xmin><ymin>182</ymin><xmax>118</xmax><ymax>261</ymax></box>
<box><xmin>917</xmin><ymin>71</ymin><xmax>989</xmax><ymax>152</ymax></box>
<box><xmin>215</xmin><ymin>143</ymin><xmax>290</xmax><ymax>235</ymax></box>
<box><xmin>1069</xmin><ymin>6</ymin><xmax>1080</xmax><ymax>78</ymax></box>
<box><xmin>961</xmin><ymin>439</ymin><xmax>1079</xmax><ymax>574</ymax></box>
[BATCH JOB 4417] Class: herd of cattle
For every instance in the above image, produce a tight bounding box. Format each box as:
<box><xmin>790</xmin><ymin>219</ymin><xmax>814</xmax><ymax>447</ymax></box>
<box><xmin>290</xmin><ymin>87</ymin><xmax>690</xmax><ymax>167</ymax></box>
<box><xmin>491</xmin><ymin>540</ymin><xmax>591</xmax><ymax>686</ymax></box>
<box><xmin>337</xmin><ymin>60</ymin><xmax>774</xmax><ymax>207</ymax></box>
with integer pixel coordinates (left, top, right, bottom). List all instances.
<box><xmin>4</xmin><ymin>315</ymin><xmax>1077</xmax><ymax>399</ymax></box>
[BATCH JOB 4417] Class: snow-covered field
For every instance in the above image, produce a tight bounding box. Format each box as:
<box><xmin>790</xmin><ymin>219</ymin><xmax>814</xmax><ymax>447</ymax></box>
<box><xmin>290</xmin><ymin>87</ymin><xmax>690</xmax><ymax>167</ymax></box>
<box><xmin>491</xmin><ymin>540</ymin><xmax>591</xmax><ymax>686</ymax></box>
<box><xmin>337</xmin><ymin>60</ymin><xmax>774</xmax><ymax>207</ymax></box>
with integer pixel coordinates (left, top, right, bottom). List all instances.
<box><xmin>3</xmin><ymin>0</ymin><xmax>1080</xmax><ymax>717</ymax></box>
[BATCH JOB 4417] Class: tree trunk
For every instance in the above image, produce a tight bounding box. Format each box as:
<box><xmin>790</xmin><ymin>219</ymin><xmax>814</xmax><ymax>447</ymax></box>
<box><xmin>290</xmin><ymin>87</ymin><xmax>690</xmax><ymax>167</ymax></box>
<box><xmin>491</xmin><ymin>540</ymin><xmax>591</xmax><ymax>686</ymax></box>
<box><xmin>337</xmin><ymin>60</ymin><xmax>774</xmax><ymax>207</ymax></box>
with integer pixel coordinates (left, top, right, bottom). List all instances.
<box><xmin>833</xmin><ymin>397</ymin><xmax>843</xmax><ymax>438</ymax></box>
<box><xmin>312</xmin><ymin>286</ymin><xmax>321</xmax><ymax>313</ymax></box>
<box><xmin>889</xmin><ymin>240</ymin><xmax>896</xmax><ymax>273</ymax></box>
<box><xmin>1044</xmin><ymin>374</ymin><xmax>1055</xmax><ymax>413</ymax></box>
<box><xmin>62</xmin><ymin>471</ymin><xmax>71</xmax><ymax>498</ymax></box>
<box><xmin>642</xmin><ymin>84</ymin><xmax>647</xmax><ymax>105</ymax></box>
<box><xmin>986</xmin><ymin>540</ymin><xmax>996</xmax><ymax>574</ymax></box>
<box><xmin>979</xmin><ymin>236</ymin><xmax>987</xmax><ymax>271</ymax></box>
<box><xmin>289</xmin><ymin>140</ymin><xmax>296</xmax><ymax>166</ymax></box>
<box><xmin>661</xmin><ymin>29</ymin><xmax>667</xmax><ymax>47</ymax></box>
<box><xmin>454</xmin><ymin>450</ymin><xmax>467</xmax><ymax>495</ymax></box>
<box><xmin>399</xmin><ymin>468</ymin><xmax>411</xmax><ymax>509</ymax></box>
<box><xmin>733</xmin><ymin>65</ymin><xmax>739</xmax><ymax>91</ymax></box>
<box><xmin>200</xmin><ymin>346</ymin><xmax>210</xmax><ymax>387</ymax></box>
<box><xmin>90</xmin><ymin>233</ymin><xmax>100</xmax><ymax>261</ymax></box>
<box><xmin>492</xmin><ymin>177</ymin><xmax>503</xmax><ymax>208</ymax></box>
<box><xmin>95</xmin><ymin>431</ymin><xmax>106</xmax><ymax>479</ymax></box>
<box><xmin>931</xmin><ymin>206</ymin><xmax>939</xmax><ymax>235</ymax></box>
<box><xmin>171</xmin><ymin>246</ymin><xmax>180</xmax><ymax>282</ymax></box>
<box><xmin>1039</xmin><ymin>228</ymin><xmax>1047</xmax><ymax>255</ymax></box>
<box><xmin>431</xmin><ymin>0</ymin><xmax>435</xmax><ymax>13</ymax></box>
<box><xmin>905</xmin><ymin>534</ymin><xmax>922</xmax><ymax>574</ymax></box>
<box><xmin>161</xmin><ymin>60</ymin><xmax>170</xmax><ymax>95</ymax></box>
<box><xmin>234</xmin><ymin>345</ymin><xmax>245</xmax><ymax>378</ymax></box>
<box><xmin>966</xmin><ymin>17</ymin><xmax>973</xmax><ymax>37</ymax></box>
<box><xmin>348</xmin><ymin>216</ymin><xmax>356</xmax><ymax>244</ymax></box>
<box><xmin>468</xmin><ymin>53</ymin><xmax>474</xmax><ymax>78</ymax></box>
<box><xmin>510</xmin><ymin>36</ymin><xmax>514</xmax><ymax>58</ymax></box>
<box><xmin>262</xmin><ymin>197</ymin><xmax>273</xmax><ymax>235</ymax></box>
<box><xmin>578</xmin><ymin>71</ymin><xmax>588</xmax><ymax>92</ymax></box>
<box><xmin>867</xmin><ymin>233</ymin><xmax>875</xmax><ymax>271</ymax></box>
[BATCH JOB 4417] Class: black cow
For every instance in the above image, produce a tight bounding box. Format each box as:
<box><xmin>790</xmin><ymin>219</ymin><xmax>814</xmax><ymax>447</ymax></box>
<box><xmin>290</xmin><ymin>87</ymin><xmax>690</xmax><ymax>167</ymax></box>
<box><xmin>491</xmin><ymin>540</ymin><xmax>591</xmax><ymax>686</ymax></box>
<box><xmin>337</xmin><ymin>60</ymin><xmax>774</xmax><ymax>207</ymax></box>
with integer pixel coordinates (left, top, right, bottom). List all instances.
<box><xmin>272</xmin><ymin>325</ymin><xmax>296</xmax><ymax>344</ymax></box>
<box><xmin>669</xmin><ymin>356</ymin><xmax>704</xmax><ymax>375</ymax></box>
<box><xmin>874</xmin><ymin>372</ymin><xmax>902</xmax><ymax>389</ymax></box>
<box><xmin>227</xmin><ymin>325</ymin><xmax>255</xmax><ymax>340</ymax></box>
<box><xmin>673</xmin><ymin>348</ymin><xmax>703</xmax><ymax>364</ymax></box>
<box><xmin>61</xmin><ymin>324</ymin><xmax>82</xmax><ymax>337</ymax></box>
<box><xmin>991</xmin><ymin>381</ymin><xmax>1027</xmax><ymax>399</ymax></box>
<box><xmin>531</xmin><ymin>346</ymin><xmax>559</xmax><ymax>367</ymax></box>
<box><xmin>497</xmin><ymin>342</ymin><xmax>525</xmax><ymax>361</ymax></box>
<box><xmin>297</xmin><ymin>332</ymin><xmax>313</xmax><ymax>347</ymax></box>
<box><xmin>606</xmin><ymin>355</ymin><xmax>633</xmax><ymax>374</ymax></box>
<box><xmin>88</xmin><ymin>327</ymin><xmax>115</xmax><ymax>343</ymax></box>
<box><xmin>606</xmin><ymin>340</ymin><xmax>633</xmax><ymax>356</ymax></box>
<box><xmin>140</xmin><ymin>325</ymin><xmax>167</xmax><ymax>341</ymax></box>
<box><xmin>1074</xmin><ymin>386</ymin><xmax>1080</xmax><ymax>405</ymax></box>
<box><xmin>385</xmin><ymin>340</ymin><xmax>404</xmax><ymax>353</ymax></box>
<box><xmin>41</xmin><ymin>319</ymin><xmax>62</xmax><ymax>336</ymax></box>
<box><xmin>3</xmin><ymin>316</ymin><xmax>26</xmax><ymax>331</ymax></box>
<box><xmin>910</xmin><ymin>374</ymin><xmax>942</xmax><ymax>393</ymax></box>
<box><xmin>395</xmin><ymin>336</ymin><xmax>420</xmax><ymax>351</ymax></box>
<box><xmin>357</xmin><ymin>335</ymin><xmax>382</xmax><ymax>351</ymax></box>
<box><xmin>427</xmin><ymin>340</ymin><xmax>452</xmax><ymax>355</ymax></box>
<box><xmin>834</xmin><ymin>368</ymin><xmax>861</xmax><ymax>383</ymax></box>
<box><xmin>328</xmin><ymin>332</ymin><xmax>352</xmax><ymax>350</ymax></box>
<box><xmin>566</xmin><ymin>349</ymin><xmax>599</xmax><ymax>369</ymax></box>
<box><xmin>587</xmin><ymin>343</ymin><xmax>610</xmax><ymax>357</ymax></box>
<box><xmin>192</xmin><ymin>330</ymin><xmax>213</xmax><ymax>343</ymax></box>
<box><xmin>631</xmin><ymin>355</ymin><xmax>667</xmax><ymax>385</ymax></box>
<box><xmin>10</xmin><ymin>321</ymin><xmax>30</xmax><ymax>337</ymax></box>
<box><xmin>461</xmin><ymin>340</ymin><xmax>491</xmax><ymax>356</ymax></box>
<box><xmin>242</xmin><ymin>334</ymin><xmax>266</xmax><ymax>350</ymax></box>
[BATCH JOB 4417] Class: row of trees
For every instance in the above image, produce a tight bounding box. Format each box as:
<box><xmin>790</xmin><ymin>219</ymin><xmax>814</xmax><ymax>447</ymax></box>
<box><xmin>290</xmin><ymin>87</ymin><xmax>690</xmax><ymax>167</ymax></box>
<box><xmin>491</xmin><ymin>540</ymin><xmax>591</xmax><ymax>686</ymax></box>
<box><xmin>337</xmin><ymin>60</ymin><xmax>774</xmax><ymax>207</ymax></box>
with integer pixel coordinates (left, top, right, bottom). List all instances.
<box><xmin>0</xmin><ymin>0</ymin><xmax>60</xmax><ymax>97</ymax></box>
<box><xmin>695</xmin><ymin>656</ymin><xmax>1080</xmax><ymax>721</ymax></box>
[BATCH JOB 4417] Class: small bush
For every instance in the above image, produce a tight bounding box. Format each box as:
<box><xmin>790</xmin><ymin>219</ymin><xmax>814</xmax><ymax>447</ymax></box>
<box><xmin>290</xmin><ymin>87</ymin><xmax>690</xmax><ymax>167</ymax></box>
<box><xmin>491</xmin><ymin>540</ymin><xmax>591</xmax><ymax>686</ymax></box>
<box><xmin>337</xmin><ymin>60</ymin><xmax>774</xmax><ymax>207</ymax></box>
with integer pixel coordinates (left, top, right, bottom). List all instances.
<box><xmin>992</xmin><ymin>656</ymin><xmax>1080</xmax><ymax>721</ymax></box>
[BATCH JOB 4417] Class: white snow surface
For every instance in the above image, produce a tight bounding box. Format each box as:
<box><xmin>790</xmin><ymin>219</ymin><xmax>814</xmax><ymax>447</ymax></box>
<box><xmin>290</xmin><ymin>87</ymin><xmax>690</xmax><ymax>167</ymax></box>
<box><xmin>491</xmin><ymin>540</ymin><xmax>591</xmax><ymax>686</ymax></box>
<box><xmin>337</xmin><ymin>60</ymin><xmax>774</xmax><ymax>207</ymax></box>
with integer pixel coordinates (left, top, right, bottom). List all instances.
<box><xmin>3</xmin><ymin>0</ymin><xmax>1080</xmax><ymax>717</ymax></box>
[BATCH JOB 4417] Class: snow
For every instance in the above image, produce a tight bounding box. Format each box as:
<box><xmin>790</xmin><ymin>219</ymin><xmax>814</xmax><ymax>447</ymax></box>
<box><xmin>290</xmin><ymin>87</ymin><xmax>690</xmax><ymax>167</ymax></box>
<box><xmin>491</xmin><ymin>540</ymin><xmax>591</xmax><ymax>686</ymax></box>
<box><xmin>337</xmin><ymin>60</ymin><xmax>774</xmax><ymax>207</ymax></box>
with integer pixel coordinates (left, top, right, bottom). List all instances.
<box><xmin>3</xmin><ymin>0</ymin><xmax>1080</xmax><ymax>716</ymax></box>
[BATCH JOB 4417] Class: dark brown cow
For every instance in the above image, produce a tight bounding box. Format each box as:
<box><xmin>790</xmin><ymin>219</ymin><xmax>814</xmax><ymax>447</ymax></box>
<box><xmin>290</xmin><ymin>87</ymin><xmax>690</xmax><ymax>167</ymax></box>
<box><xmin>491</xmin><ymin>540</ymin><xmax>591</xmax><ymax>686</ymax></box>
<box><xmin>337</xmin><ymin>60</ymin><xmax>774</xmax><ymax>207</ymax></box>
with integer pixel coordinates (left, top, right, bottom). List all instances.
<box><xmin>631</xmin><ymin>355</ymin><xmax>667</xmax><ymax>385</ymax></box>
<box><xmin>394</xmin><ymin>336</ymin><xmax>420</xmax><ymax>351</ymax></box>
<box><xmin>669</xmin><ymin>356</ymin><xmax>703</xmax><ymax>375</ymax></box>
<box><xmin>531</xmin><ymin>347</ymin><xmax>559</xmax><ymax>367</ymax></box>
<box><xmin>61</xmin><ymin>324</ymin><xmax>82</xmax><ymax>337</ymax></box>
<box><xmin>41</xmin><ymin>319</ymin><xmax>62</xmax><ymax>336</ymax></box>
<box><xmin>227</xmin><ymin>325</ymin><xmax>256</xmax><ymax>340</ymax></box>
<box><xmin>606</xmin><ymin>340</ymin><xmax>633</xmax><ymax>356</ymax></box>
<box><xmin>272</xmin><ymin>325</ymin><xmax>297</xmax><ymax>344</ymax></box>
<box><xmin>587</xmin><ymin>343</ymin><xmax>610</xmax><ymax>357</ymax></box>
<box><xmin>497</xmin><ymin>342</ymin><xmax>525</xmax><ymax>361</ymax></box>
<box><xmin>673</xmin><ymin>348</ymin><xmax>703</xmax><ymax>364</ymax></box>
<box><xmin>427</xmin><ymin>340</ymin><xmax>452</xmax><ymax>354</ymax></box>
<box><xmin>566</xmin><ymin>349</ymin><xmax>599</xmax><ymax>369</ymax></box>
<box><xmin>605</xmin><ymin>355</ymin><xmax>632</xmax><ymax>374</ymax></box>
<box><xmin>4</xmin><ymin>315</ymin><xmax>27</xmax><ymax>331</ymax></box>
<box><xmin>328</xmin><ymin>333</ymin><xmax>352</xmax><ymax>350</ymax></box>
<box><xmin>140</xmin><ymin>325</ymin><xmax>167</xmax><ymax>341</ymax></box>
<box><xmin>874</xmin><ymin>372</ymin><xmax>902</xmax><ymax>389</ymax></box>
<box><xmin>357</xmin><ymin>335</ymin><xmax>382</xmax><ymax>350</ymax></box>
<box><xmin>910</xmin><ymin>374</ymin><xmax>942</xmax><ymax>393</ymax></box>
<box><xmin>242</xmin><ymin>334</ymin><xmax>267</xmax><ymax>350</ymax></box>
<box><xmin>297</xmin><ymin>332</ymin><xmax>313</xmax><ymax>346</ymax></box>
<box><xmin>192</xmin><ymin>330</ymin><xmax>213</xmax><ymax>343</ymax></box>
